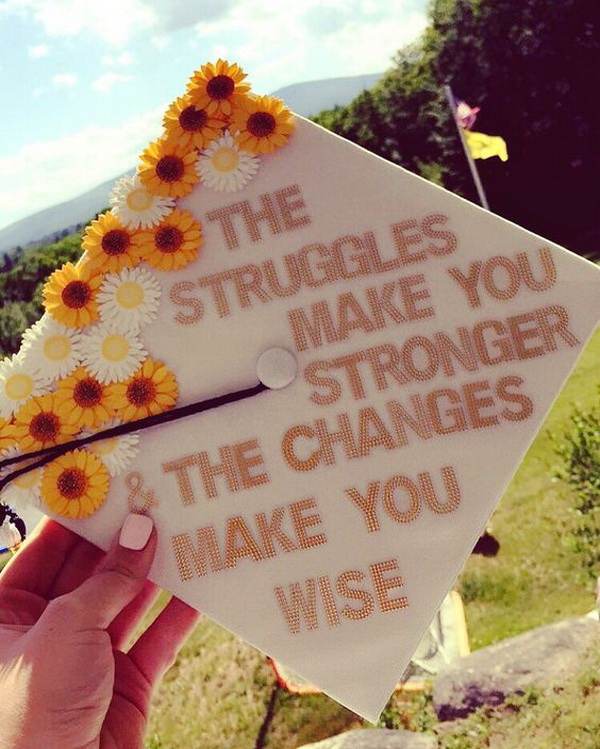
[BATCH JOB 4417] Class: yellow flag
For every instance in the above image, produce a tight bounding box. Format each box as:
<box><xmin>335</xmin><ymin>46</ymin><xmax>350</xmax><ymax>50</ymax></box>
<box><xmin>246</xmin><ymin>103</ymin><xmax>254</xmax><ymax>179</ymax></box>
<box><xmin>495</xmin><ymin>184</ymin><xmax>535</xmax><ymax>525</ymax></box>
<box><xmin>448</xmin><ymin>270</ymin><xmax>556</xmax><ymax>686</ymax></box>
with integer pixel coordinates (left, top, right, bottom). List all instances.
<box><xmin>464</xmin><ymin>130</ymin><xmax>508</xmax><ymax>161</ymax></box>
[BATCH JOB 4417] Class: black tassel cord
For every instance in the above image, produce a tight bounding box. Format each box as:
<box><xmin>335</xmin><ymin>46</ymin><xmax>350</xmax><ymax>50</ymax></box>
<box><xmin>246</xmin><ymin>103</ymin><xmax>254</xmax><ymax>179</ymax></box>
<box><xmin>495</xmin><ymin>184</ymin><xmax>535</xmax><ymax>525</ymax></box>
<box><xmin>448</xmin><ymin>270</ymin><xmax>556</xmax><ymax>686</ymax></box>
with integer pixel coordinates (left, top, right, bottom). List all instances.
<box><xmin>0</xmin><ymin>382</ymin><xmax>268</xmax><ymax>493</ymax></box>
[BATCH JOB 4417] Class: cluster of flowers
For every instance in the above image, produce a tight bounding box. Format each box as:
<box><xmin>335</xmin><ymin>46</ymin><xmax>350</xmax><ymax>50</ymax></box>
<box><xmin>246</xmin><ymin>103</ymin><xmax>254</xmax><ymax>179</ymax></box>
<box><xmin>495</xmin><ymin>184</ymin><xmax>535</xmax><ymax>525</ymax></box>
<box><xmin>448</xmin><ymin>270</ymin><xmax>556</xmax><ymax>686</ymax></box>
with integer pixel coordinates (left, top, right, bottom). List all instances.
<box><xmin>0</xmin><ymin>60</ymin><xmax>295</xmax><ymax>520</ymax></box>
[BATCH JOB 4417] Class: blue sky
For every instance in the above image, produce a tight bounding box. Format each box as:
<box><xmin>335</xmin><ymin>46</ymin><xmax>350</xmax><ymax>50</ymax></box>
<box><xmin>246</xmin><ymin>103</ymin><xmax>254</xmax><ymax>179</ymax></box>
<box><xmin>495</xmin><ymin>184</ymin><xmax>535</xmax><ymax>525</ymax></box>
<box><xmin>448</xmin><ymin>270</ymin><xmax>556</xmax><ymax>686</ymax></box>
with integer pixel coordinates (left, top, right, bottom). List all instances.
<box><xmin>0</xmin><ymin>0</ymin><xmax>428</xmax><ymax>231</ymax></box>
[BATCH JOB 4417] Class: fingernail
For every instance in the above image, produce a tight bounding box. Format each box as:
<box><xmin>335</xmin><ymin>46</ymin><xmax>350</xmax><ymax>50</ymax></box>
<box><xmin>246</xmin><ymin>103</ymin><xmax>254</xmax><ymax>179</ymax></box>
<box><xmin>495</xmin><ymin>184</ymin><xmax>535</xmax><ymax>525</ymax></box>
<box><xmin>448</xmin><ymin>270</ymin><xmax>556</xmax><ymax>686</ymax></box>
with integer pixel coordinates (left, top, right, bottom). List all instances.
<box><xmin>119</xmin><ymin>513</ymin><xmax>154</xmax><ymax>551</ymax></box>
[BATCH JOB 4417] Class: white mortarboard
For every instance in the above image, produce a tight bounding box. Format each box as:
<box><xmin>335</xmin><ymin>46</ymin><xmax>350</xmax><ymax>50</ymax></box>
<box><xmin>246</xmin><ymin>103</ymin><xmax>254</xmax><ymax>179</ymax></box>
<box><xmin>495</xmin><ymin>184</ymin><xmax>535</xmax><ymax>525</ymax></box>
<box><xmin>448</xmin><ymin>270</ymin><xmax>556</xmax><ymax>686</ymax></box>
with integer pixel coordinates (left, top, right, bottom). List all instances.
<box><xmin>1</xmin><ymin>60</ymin><xmax>599</xmax><ymax>721</ymax></box>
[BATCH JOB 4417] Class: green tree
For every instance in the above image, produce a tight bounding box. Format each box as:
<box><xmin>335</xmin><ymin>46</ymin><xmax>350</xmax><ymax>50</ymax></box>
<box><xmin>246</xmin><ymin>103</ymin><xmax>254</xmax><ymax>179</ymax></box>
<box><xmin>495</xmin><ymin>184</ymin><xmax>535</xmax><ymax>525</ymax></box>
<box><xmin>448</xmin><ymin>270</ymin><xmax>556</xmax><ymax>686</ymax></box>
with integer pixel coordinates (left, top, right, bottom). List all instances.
<box><xmin>0</xmin><ymin>232</ymin><xmax>83</xmax><ymax>355</ymax></box>
<box><xmin>0</xmin><ymin>233</ymin><xmax>82</xmax><ymax>304</ymax></box>
<box><xmin>314</xmin><ymin>0</ymin><xmax>600</xmax><ymax>259</ymax></box>
<box><xmin>0</xmin><ymin>302</ymin><xmax>39</xmax><ymax>357</ymax></box>
<box><xmin>428</xmin><ymin>0</ymin><xmax>600</xmax><ymax>254</ymax></box>
<box><xmin>554</xmin><ymin>401</ymin><xmax>600</xmax><ymax>577</ymax></box>
<box><xmin>313</xmin><ymin>41</ymin><xmax>443</xmax><ymax>182</ymax></box>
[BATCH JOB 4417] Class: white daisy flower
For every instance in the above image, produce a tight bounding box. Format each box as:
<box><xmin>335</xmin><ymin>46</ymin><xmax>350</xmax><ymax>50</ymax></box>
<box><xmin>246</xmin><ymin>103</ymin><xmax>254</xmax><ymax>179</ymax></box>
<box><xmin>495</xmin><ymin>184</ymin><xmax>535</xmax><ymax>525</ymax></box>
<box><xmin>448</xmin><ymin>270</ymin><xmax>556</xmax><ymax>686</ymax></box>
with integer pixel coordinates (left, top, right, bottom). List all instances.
<box><xmin>109</xmin><ymin>173</ymin><xmax>176</xmax><ymax>229</ymax></box>
<box><xmin>196</xmin><ymin>131</ymin><xmax>259</xmax><ymax>192</ymax></box>
<box><xmin>0</xmin><ymin>353</ymin><xmax>50</xmax><ymax>420</ymax></box>
<box><xmin>0</xmin><ymin>446</ymin><xmax>42</xmax><ymax>510</ymax></box>
<box><xmin>97</xmin><ymin>266</ymin><xmax>162</xmax><ymax>333</ymax></box>
<box><xmin>20</xmin><ymin>316</ymin><xmax>83</xmax><ymax>383</ymax></box>
<box><xmin>84</xmin><ymin>420</ymin><xmax>140</xmax><ymax>476</ymax></box>
<box><xmin>80</xmin><ymin>325</ymin><xmax>147</xmax><ymax>384</ymax></box>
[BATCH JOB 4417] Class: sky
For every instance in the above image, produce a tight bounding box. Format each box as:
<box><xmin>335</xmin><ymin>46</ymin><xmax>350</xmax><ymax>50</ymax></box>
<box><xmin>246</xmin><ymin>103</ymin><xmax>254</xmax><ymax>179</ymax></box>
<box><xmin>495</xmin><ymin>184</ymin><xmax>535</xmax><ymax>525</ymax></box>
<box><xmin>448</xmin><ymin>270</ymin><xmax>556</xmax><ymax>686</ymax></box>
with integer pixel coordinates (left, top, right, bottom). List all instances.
<box><xmin>0</xmin><ymin>0</ymin><xmax>428</xmax><ymax>231</ymax></box>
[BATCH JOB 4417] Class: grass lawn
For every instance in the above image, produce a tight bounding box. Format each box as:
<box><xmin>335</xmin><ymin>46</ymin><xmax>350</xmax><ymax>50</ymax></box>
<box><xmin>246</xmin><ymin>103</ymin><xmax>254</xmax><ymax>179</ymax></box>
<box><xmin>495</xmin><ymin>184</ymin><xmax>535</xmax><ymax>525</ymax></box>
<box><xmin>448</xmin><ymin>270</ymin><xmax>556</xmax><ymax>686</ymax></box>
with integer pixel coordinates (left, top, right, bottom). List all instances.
<box><xmin>436</xmin><ymin>641</ymin><xmax>600</xmax><ymax>749</ymax></box>
<box><xmin>144</xmin><ymin>327</ymin><xmax>600</xmax><ymax>748</ymax></box>
<box><xmin>459</xmin><ymin>326</ymin><xmax>600</xmax><ymax>649</ymax></box>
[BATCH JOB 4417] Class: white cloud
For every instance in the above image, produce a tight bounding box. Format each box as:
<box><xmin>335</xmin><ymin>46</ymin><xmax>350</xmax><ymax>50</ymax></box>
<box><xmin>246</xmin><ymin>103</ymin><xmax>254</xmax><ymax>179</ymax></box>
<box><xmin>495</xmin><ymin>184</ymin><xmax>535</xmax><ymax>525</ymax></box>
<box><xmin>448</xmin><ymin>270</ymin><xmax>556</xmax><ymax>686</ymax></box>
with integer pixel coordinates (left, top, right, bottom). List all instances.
<box><xmin>2</xmin><ymin>0</ymin><xmax>427</xmax><ymax>87</ymax></box>
<box><xmin>3</xmin><ymin>0</ymin><xmax>156</xmax><ymax>46</ymax></box>
<box><xmin>194</xmin><ymin>0</ymin><xmax>428</xmax><ymax>93</ymax></box>
<box><xmin>327</xmin><ymin>8</ymin><xmax>428</xmax><ymax>74</ymax></box>
<box><xmin>27</xmin><ymin>43</ymin><xmax>50</xmax><ymax>59</ymax></box>
<box><xmin>92</xmin><ymin>72</ymin><xmax>133</xmax><ymax>92</ymax></box>
<box><xmin>148</xmin><ymin>0</ymin><xmax>236</xmax><ymax>32</ymax></box>
<box><xmin>0</xmin><ymin>106</ymin><xmax>164</xmax><ymax>229</ymax></box>
<box><xmin>150</xmin><ymin>34</ymin><xmax>172</xmax><ymax>50</ymax></box>
<box><xmin>51</xmin><ymin>72</ymin><xmax>78</xmax><ymax>86</ymax></box>
<box><xmin>101</xmin><ymin>50</ymin><xmax>136</xmax><ymax>67</ymax></box>
<box><xmin>0</xmin><ymin>0</ymin><xmax>235</xmax><ymax>46</ymax></box>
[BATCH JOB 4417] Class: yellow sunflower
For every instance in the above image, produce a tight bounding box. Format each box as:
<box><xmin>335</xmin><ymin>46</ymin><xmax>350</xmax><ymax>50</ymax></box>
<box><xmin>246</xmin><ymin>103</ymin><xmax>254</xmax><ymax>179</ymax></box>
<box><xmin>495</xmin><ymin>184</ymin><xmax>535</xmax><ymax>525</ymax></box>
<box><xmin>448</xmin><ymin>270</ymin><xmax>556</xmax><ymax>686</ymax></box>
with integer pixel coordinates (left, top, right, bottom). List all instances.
<box><xmin>43</xmin><ymin>262</ymin><xmax>102</xmax><ymax>329</ymax></box>
<box><xmin>0</xmin><ymin>418</ymin><xmax>15</xmax><ymax>453</ymax></box>
<box><xmin>187</xmin><ymin>59</ymin><xmax>251</xmax><ymax>119</ymax></box>
<box><xmin>54</xmin><ymin>366</ymin><xmax>115</xmax><ymax>430</ymax></box>
<box><xmin>163</xmin><ymin>95</ymin><xmax>224</xmax><ymax>150</ymax></box>
<box><xmin>41</xmin><ymin>449</ymin><xmax>109</xmax><ymax>519</ymax></box>
<box><xmin>12</xmin><ymin>394</ymin><xmax>79</xmax><ymax>453</ymax></box>
<box><xmin>82</xmin><ymin>211</ymin><xmax>143</xmax><ymax>274</ymax></box>
<box><xmin>231</xmin><ymin>94</ymin><xmax>295</xmax><ymax>154</ymax></box>
<box><xmin>136</xmin><ymin>209</ymin><xmax>203</xmax><ymax>272</ymax></box>
<box><xmin>107</xmin><ymin>358</ymin><xmax>178</xmax><ymax>422</ymax></box>
<box><xmin>138</xmin><ymin>139</ymin><xmax>199</xmax><ymax>198</ymax></box>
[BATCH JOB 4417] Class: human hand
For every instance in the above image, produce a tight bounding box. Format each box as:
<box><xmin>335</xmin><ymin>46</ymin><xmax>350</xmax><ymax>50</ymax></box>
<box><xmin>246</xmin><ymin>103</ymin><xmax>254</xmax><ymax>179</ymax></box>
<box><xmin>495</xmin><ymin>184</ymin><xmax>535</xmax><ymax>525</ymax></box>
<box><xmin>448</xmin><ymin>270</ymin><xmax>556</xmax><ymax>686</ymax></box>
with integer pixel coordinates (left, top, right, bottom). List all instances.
<box><xmin>0</xmin><ymin>514</ymin><xmax>199</xmax><ymax>749</ymax></box>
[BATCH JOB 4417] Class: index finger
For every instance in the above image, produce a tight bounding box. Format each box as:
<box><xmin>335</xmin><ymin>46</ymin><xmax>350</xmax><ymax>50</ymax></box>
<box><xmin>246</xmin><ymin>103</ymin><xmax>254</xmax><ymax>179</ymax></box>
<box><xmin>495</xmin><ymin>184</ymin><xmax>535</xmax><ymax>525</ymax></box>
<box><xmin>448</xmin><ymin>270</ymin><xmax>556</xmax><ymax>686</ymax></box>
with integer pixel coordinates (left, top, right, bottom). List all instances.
<box><xmin>0</xmin><ymin>517</ymin><xmax>95</xmax><ymax>598</ymax></box>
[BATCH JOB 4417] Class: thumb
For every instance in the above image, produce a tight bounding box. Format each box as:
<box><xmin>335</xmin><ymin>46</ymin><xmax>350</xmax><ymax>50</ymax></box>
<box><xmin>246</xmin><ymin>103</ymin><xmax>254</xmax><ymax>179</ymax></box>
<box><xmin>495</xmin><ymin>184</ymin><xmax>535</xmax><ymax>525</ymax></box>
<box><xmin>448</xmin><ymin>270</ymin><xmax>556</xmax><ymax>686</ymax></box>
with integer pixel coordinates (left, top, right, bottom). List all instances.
<box><xmin>44</xmin><ymin>513</ymin><xmax>157</xmax><ymax>632</ymax></box>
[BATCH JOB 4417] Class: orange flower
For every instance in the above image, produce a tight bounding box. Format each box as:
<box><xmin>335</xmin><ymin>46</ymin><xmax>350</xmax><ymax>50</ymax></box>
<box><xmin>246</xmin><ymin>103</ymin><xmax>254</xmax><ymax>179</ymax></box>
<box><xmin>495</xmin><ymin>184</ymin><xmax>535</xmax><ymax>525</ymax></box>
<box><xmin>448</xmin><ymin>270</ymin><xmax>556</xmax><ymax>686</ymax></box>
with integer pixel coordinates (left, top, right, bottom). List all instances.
<box><xmin>231</xmin><ymin>94</ymin><xmax>295</xmax><ymax>154</ymax></box>
<box><xmin>163</xmin><ymin>95</ymin><xmax>224</xmax><ymax>150</ymax></box>
<box><xmin>107</xmin><ymin>358</ymin><xmax>178</xmax><ymax>422</ymax></box>
<box><xmin>54</xmin><ymin>366</ymin><xmax>115</xmax><ymax>429</ymax></box>
<box><xmin>187</xmin><ymin>59</ymin><xmax>250</xmax><ymax>119</ymax></box>
<box><xmin>136</xmin><ymin>209</ymin><xmax>203</xmax><ymax>272</ymax></box>
<box><xmin>138</xmin><ymin>139</ymin><xmax>199</xmax><ymax>199</ymax></box>
<box><xmin>41</xmin><ymin>449</ymin><xmax>109</xmax><ymax>518</ymax></box>
<box><xmin>43</xmin><ymin>262</ymin><xmax>102</xmax><ymax>329</ymax></box>
<box><xmin>82</xmin><ymin>211</ymin><xmax>144</xmax><ymax>274</ymax></box>
<box><xmin>0</xmin><ymin>418</ymin><xmax>15</xmax><ymax>454</ymax></box>
<box><xmin>12</xmin><ymin>394</ymin><xmax>79</xmax><ymax>453</ymax></box>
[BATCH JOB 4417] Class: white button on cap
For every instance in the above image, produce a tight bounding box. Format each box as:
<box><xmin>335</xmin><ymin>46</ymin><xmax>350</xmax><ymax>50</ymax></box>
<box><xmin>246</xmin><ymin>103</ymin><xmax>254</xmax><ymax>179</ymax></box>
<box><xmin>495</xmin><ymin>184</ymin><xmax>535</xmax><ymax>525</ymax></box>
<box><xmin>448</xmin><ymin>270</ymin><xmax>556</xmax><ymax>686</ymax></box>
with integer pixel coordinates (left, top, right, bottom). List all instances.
<box><xmin>256</xmin><ymin>348</ymin><xmax>297</xmax><ymax>389</ymax></box>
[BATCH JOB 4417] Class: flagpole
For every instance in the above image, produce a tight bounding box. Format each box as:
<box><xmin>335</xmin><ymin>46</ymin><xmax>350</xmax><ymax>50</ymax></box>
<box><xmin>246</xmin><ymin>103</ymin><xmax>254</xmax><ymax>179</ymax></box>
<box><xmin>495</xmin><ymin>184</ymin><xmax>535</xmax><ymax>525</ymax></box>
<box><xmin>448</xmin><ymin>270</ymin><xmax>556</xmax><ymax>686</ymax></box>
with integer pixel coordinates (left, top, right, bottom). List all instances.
<box><xmin>444</xmin><ymin>84</ymin><xmax>490</xmax><ymax>211</ymax></box>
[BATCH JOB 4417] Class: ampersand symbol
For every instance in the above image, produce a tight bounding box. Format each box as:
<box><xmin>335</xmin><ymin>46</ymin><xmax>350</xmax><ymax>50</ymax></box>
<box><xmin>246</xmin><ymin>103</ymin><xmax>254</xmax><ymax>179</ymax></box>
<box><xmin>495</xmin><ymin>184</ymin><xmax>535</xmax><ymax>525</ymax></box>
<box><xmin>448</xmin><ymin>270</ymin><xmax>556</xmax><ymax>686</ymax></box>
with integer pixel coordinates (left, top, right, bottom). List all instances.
<box><xmin>125</xmin><ymin>472</ymin><xmax>158</xmax><ymax>514</ymax></box>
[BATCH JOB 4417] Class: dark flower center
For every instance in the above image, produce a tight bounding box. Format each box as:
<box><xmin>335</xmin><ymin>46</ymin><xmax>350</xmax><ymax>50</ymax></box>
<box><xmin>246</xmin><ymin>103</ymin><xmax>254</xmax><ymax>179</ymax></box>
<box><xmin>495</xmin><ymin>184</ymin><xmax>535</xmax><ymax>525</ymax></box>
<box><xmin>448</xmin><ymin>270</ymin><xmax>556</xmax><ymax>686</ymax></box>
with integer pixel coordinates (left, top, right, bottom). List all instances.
<box><xmin>73</xmin><ymin>378</ymin><xmax>103</xmax><ymax>408</ymax></box>
<box><xmin>179</xmin><ymin>105</ymin><xmax>208</xmax><ymax>132</ymax></box>
<box><xmin>57</xmin><ymin>468</ymin><xmax>88</xmax><ymax>499</ymax></box>
<box><xmin>246</xmin><ymin>112</ymin><xmax>277</xmax><ymax>138</ymax></box>
<box><xmin>126</xmin><ymin>377</ymin><xmax>157</xmax><ymax>407</ymax></box>
<box><xmin>156</xmin><ymin>155</ymin><xmax>185</xmax><ymax>183</ymax></box>
<box><xmin>206</xmin><ymin>74</ymin><xmax>235</xmax><ymax>100</ymax></box>
<box><xmin>101</xmin><ymin>229</ymin><xmax>130</xmax><ymax>256</ymax></box>
<box><xmin>30</xmin><ymin>412</ymin><xmax>60</xmax><ymax>442</ymax></box>
<box><xmin>155</xmin><ymin>226</ymin><xmax>184</xmax><ymax>253</ymax></box>
<box><xmin>62</xmin><ymin>280</ymin><xmax>92</xmax><ymax>309</ymax></box>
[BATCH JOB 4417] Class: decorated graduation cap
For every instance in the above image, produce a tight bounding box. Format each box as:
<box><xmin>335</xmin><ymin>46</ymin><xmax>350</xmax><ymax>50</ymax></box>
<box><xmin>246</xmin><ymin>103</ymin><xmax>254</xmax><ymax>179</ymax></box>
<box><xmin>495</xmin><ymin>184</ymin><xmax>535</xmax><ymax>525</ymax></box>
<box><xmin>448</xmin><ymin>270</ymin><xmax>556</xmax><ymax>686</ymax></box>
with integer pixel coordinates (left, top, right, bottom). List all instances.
<box><xmin>1</xmin><ymin>59</ymin><xmax>599</xmax><ymax>721</ymax></box>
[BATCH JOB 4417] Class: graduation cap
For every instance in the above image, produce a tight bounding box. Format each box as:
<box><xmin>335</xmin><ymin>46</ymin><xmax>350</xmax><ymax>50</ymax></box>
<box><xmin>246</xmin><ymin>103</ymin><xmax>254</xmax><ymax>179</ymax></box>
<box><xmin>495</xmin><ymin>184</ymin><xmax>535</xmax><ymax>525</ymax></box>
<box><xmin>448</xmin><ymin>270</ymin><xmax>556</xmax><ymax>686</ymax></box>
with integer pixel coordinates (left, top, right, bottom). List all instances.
<box><xmin>1</xmin><ymin>59</ymin><xmax>599</xmax><ymax>721</ymax></box>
